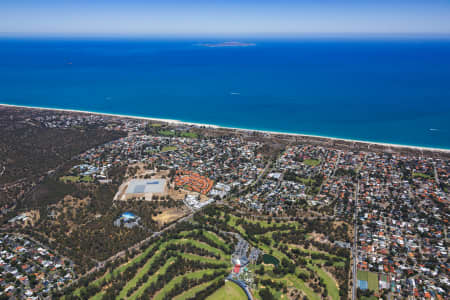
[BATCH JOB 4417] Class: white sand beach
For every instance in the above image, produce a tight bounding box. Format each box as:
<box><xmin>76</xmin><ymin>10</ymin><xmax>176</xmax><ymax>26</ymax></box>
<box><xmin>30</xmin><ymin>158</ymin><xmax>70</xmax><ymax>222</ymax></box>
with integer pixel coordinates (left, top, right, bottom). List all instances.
<box><xmin>1</xmin><ymin>103</ymin><xmax>449</xmax><ymax>153</ymax></box>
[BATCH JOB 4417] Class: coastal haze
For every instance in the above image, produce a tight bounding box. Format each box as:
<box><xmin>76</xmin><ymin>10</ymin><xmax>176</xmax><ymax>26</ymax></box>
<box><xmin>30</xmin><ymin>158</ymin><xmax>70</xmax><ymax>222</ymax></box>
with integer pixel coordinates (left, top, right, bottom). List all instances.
<box><xmin>1</xmin><ymin>38</ymin><xmax>450</xmax><ymax>149</ymax></box>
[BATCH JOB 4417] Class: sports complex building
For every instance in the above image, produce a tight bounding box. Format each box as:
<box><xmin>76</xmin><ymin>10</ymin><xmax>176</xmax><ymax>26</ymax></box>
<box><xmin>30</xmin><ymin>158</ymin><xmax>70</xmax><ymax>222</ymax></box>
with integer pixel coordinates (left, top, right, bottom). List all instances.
<box><xmin>122</xmin><ymin>179</ymin><xmax>166</xmax><ymax>200</ymax></box>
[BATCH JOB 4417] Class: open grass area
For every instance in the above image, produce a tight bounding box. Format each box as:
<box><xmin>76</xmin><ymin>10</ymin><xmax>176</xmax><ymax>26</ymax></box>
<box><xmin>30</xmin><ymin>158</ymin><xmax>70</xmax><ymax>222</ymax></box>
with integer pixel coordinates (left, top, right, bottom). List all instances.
<box><xmin>413</xmin><ymin>172</ymin><xmax>432</xmax><ymax>179</ymax></box>
<box><xmin>303</xmin><ymin>159</ymin><xmax>321</xmax><ymax>167</ymax></box>
<box><xmin>158</xmin><ymin>130</ymin><xmax>176</xmax><ymax>136</ymax></box>
<box><xmin>180</xmin><ymin>132</ymin><xmax>198</xmax><ymax>138</ymax></box>
<box><xmin>129</xmin><ymin>257</ymin><xmax>176</xmax><ymax>300</ymax></box>
<box><xmin>181</xmin><ymin>253</ymin><xmax>223</xmax><ymax>264</ymax></box>
<box><xmin>117</xmin><ymin>248</ymin><xmax>164</xmax><ymax>299</ymax></box>
<box><xmin>206</xmin><ymin>280</ymin><xmax>247</xmax><ymax>300</ymax></box>
<box><xmin>357</xmin><ymin>270</ymin><xmax>378</xmax><ymax>292</ymax></box>
<box><xmin>202</xmin><ymin>230</ymin><xmax>231</xmax><ymax>251</ymax></box>
<box><xmin>72</xmin><ymin>208</ymin><xmax>347</xmax><ymax>300</ymax></box>
<box><xmin>60</xmin><ymin>175</ymin><xmax>79</xmax><ymax>183</ymax></box>
<box><xmin>154</xmin><ymin>269</ymin><xmax>226</xmax><ymax>300</ymax></box>
<box><xmin>333</xmin><ymin>261</ymin><xmax>345</xmax><ymax>267</ymax></box>
<box><xmin>288</xmin><ymin>244</ymin><xmax>345</xmax><ymax>262</ymax></box>
<box><xmin>161</xmin><ymin>145</ymin><xmax>177</xmax><ymax>152</ymax></box>
<box><xmin>244</xmin><ymin>217</ymin><xmax>282</xmax><ymax>228</ymax></box>
<box><xmin>299</xmin><ymin>177</ymin><xmax>316</xmax><ymax>185</ymax></box>
<box><xmin>368</xmin><ymin>272</ymin><xmax>379</xmax><ymax>291</ymax></box>
<box><xmin>90</xmin><ymin>291</ymin><xmax>105</xmax><ymax>300</ymax></box>
<box><xmin>174</xmin><ymin>238</ymin><xmax>228</xmax><ymax>258</ymax></box>
<box><xmin>157</xmin><ymin>129</ymin><xmax>197</xmax><ymax>138</ymax></box>
<box><xmin>72</xmin><ymin>243</ymin><xmax>162</xmax><ymax>298</ymax></box>
<box><xmin>81</xmin><ymin>175</ymin><xmax>93</xmax><ymax>182</ymax></box>
<box><xmin>312</xmin><ymin>265</ymin><xmax>340</xmax><ymax>300</ymax></box>
<box><xmin>174</xmin><ymin>278</ymin><xmax>219</xmax><ymax>300</ymax></box>
<box><xmin>360</xmin><ymin>296</ymin><xmax>378</xmax><ymax>300</ymax></box>
<box><xmin>71</xmin><ymin>227</ymin><xmax>232</xmax><ymax>300</ymax></box>
<box><xmin>287</xmin><ymin>274</ymin><xmax>321</xmax><ymax>300</ymax></box>
<box><xmin>357</xmin><ymin>270</ymin><xmax>368</xmax><ymax>281</ymax></box>
<box><xmin>220</xmin><ymin>211</ymin><xmax>346</xmax><ymax>300</ymax></box>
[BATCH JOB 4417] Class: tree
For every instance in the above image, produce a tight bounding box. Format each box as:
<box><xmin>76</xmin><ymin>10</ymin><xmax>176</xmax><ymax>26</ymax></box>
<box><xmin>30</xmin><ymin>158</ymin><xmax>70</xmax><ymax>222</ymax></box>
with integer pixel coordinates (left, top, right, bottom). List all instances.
<box><xmin>259</xmin><ymin>288</ymin><xmax>276</xmax><ymax>300</ymax></box>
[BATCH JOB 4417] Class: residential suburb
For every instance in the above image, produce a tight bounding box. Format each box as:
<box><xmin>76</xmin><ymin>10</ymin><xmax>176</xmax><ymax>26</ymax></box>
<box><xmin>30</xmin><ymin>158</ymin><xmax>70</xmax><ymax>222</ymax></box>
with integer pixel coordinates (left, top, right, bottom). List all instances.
<box><xmin>0</xmin><ymin>105</ymin><xmax>448</xmax><ymax>300</ymax></box>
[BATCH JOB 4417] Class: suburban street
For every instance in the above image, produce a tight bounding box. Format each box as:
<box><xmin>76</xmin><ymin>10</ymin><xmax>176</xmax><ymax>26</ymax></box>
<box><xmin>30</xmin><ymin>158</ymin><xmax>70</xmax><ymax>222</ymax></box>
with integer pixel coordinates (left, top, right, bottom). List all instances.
<box><xmin>352</xmin><ymin>179</ymin><xmax>359</xmax><ymax>300</ymax></box>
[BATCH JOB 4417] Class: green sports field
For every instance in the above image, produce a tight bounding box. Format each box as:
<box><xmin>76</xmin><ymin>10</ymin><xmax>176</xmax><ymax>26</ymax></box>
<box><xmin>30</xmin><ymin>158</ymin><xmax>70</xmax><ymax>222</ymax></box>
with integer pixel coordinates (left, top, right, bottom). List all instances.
<box><xmin>357</xmin><ymin>270</ymin><xmax>379</xmax><ymax>291</ymax></box>
<box><xmin>206</xmin><ymin>281</ymin><xmax>247</xmax><ymax>300</ymax></box>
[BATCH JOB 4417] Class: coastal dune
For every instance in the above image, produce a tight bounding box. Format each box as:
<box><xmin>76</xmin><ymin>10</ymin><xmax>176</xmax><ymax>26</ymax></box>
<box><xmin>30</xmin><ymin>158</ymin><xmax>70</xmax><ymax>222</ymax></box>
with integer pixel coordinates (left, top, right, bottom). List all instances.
<box><xmin>1</xmin><ymin>103</ymin><xmax>449</xmax><ymax>155</ymax></box>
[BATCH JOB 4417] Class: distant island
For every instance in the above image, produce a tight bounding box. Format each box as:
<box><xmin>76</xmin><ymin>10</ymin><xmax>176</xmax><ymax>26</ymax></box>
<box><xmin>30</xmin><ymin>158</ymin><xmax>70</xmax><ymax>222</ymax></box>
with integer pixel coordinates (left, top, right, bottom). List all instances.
<box><xmin>199</xmin><ymin>41</ymin><xmax>256</xmax><ymax>47</ymax></box>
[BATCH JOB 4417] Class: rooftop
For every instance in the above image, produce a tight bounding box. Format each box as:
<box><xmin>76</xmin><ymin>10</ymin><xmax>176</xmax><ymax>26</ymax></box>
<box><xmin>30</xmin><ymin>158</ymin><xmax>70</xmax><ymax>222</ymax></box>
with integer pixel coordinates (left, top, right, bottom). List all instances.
<box><xmin>125</xmin><ymin>179</ymin><xmax>166</xmax><ymax>194</ymax></box>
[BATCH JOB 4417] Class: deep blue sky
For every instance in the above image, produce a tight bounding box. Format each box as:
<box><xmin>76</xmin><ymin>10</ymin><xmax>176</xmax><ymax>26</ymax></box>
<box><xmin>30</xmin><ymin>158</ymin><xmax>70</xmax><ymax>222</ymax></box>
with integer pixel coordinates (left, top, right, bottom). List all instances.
<box><xmin>1</xmin><ymin>0</ymin><xmax>450</xmax><ymax>37</ymax></box>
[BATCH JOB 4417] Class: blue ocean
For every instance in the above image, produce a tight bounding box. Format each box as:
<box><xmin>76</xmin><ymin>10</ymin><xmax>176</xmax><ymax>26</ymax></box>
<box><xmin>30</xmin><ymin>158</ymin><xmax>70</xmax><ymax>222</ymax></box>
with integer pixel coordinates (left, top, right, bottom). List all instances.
<box><xmin>1</xmin><ymin>38</ymin><xmax>450</xmax><ymax>149</ymax></box>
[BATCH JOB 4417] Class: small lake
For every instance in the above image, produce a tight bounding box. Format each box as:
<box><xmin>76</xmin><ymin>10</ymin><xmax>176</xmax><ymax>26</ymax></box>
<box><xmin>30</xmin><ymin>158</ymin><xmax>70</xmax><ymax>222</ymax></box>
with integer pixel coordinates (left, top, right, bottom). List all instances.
<box><xmin>262</xmin><ymin>254</ymin><xmax>280</xmax><ymax>266</ymax></box>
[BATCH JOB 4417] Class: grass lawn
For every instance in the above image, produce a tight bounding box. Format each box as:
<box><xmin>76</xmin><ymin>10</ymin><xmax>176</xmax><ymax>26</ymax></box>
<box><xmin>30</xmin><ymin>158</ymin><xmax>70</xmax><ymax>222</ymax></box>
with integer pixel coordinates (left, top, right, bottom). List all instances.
<box><xmin>311</xmin><ymin>265</ymin><xmax>340</xmax><ymax>300</ymax></box>
<box><xmin>174</xmin><ymin>278</ymin><xmax>220</xmax><ymax>300</ymax></box>
<box><xmin>130</xmin><ymin>257</ymin><xmax>176</xmax><ymax>300</ymax></box>
<box><xmin>245</xmin><ymin>217</ymin><xmax>284</xmax><ymax>228</ymax></box>
<box><xmin>180</xmin><ymin>132</ymin><xmax>198</xmax><ymax>138</ymax></box>
<box><xmin>159</xmin><ymin>130</ymin><xmax>175</xmax><ymax>136</ymax></box>
<box><xmin>360</xmin><ymin>296</ymin><xmax>378</xmax><ymax>300</ymax></box>
<box><xmin>118</xmin><ymin>233</ymin><xmax>228</xmax><ymax>299</ymax></box>
<box><xmin>73</xmin><ymin>242</ymin><xmax>162</xmax><ymax>297</ymax></box>
<box><xmin>297</xmin><ymin>177</ymin><xmax>315</xmax><ymax>186</ymax></box>
<box><xmin>333</xmin><ymin>261</ymin><xmax>345</xmax><ymax>267</ymax></box>
<box><xmin>80</xmin><ymin>175</ymin><xmax>93</xmax><ymax>182</ymax></box>
<box><xmin>117</xmin><ymin>248</ymin><xmax>164</xmax><ymax>299</ymax></box>
<box><xmin>181</xmin><ymin>253</ymin><xmax>223</xmax><ymax>264</ymax></box>
<box><xmin>288</xmin><ymin>244</ymin><xmax>346</xmax><ymax>262</ymax></box>
<box><xmin>413</xmin><ymin>172</ymin><xmax>432</xmax><ymax>179</ymax></box>
<box><xmin>77</xmin><ymin>228</ymin><xmax>232</xmax><ymax>300</ymax></box>
<box><xmin>161</xmin><ymin>145</ymin><xmax>177</xmax><ymax>152</ymax></box>
<box><xmin>206</xmin><ymin>280</ymin><xmax>247</xmax><ymax>300</ymax></box>
<box><xmin>89</xmin><ymin>291</ymin><xmax>105</xmax><ymax>300</ymax></box>
<box><xmin>227</xmin><ymin>215</ymin><xmax>237</xmax><ymax>227</ymax></box>
<box><xmin>174</xmin><ymin>238</ymin><xmax>228</xmax><ymax>258</ymax></box>
<box><xmin>202</xmin><ymin>231</ymin><xmax>230</xmax><ymax>251</ymax></box>
<box><xmin>60</xmin><ymin>175</ymin><xmax>79</xmax><ymax>183</ymax></box>
<box><xmin>357</xmin><ymin>270</ymin><xmax>368</xmax><ymax>281</ymax></box>
<box><xmin>154</xmin><ymin>269</ymin><xmax>226</xmax><ymax>300</ymax></box>
<box><xmin>226</xmin><ymin>214</ymin><xmax>292</xmax><ymax>236</ymax></box>
<box><xmin>287</xmin><ymin>274</ymin><xmax>320</xmax><ymax>300</ymax></box>
<box><xmin>303</xmin><ymin>159</ymin><xmax>321</xmax><ymax>167</ymax></box>
<box><xmin>367</xmin><ymin>272</ymin><xmax>379</xmax><ymax>291</ymax></box>
<box><xmin>222</xmin><ymin>214</ymin><xmax>341</xmax><ymax>300</ymax></box>
<box><xmin>107</xmin><ymin>241</ymin><xmax>161</xmax><ymax>281</ymax></box>
<box><xmin>357</xmin><ymin>270</ymin><xmax>378</xmax><ymax>292</ymax></box>
<box><xmin>258</xmin><ymin>243</ymin><xmax>291</xmax><ymax>265</ymax></box>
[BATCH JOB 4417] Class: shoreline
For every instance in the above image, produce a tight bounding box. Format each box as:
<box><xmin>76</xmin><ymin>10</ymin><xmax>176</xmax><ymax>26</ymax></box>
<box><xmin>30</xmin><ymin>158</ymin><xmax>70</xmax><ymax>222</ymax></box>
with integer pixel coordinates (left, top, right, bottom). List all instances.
<box><xmin>1</xmin><ymin>103</ymin><xmax>450</xmax><ymax>153</ymax></box>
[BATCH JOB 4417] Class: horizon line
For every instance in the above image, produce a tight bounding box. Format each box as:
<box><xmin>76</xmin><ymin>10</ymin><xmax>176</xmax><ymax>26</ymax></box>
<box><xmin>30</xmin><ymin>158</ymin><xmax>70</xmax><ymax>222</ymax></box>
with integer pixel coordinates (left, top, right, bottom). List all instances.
<box><xmin>1</xmin><ymin>32</ymin><xmax>450</xmax><ymax>40</ymax></box>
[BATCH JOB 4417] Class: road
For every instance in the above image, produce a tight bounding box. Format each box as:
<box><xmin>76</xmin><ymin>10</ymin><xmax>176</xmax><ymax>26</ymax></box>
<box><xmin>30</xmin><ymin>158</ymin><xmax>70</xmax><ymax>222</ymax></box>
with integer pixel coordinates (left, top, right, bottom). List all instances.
<box><xmin>352</xmin><ymin>179</ymin><xmax>359</xmax><ymax>300</ymax></box>
<box><xmin>238</xmin><ymin>159</ymin><xmax>272</xmax><ymax>196</ymax></box>
<box><xmin>433</xmin><ymin>162</ymin><xmax>440</xmax><ymax>185</ymax></box>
